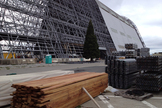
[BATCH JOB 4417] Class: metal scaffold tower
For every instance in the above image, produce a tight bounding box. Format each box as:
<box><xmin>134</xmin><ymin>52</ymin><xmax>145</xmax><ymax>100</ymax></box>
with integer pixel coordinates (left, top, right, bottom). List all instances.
<box><xmin>0</xmin><ymin>0</ymin><xmax>116</xmax><ymax>59</ymax></box>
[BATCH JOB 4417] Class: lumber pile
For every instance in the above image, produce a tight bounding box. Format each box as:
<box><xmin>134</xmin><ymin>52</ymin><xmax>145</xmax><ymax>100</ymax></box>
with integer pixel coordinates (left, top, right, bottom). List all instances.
<box><xmin>0</xmin><ymin>70</ymin><xmax>74</xmax><ymax>107</ymax></box>
<box><xmin>11</xmin><ymin>72</ymin><xmax>108</xmax><ymax>108</ymax></box>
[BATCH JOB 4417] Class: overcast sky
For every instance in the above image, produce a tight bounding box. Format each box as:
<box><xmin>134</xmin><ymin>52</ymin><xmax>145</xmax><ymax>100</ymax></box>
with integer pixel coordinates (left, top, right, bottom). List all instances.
<box><xmin>100</xmin><ymin>0</ymin><xmax>162</xmax><ymax>54</ymax></box>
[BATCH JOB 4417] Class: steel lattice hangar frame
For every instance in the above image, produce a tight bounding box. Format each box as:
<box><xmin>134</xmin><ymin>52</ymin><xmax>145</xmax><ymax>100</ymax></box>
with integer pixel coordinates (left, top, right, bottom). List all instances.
<box><xmin>0</xmin><ymin>0</ymin><xmax>145</xmax><ymax>59</ymax></box>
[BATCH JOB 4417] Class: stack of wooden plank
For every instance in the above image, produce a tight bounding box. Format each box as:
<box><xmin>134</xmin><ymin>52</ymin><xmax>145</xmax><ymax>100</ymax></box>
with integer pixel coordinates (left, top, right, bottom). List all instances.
<box><xmin>11</xmin><ymin>72</ymin><xmax>108</xmax><ymax>108</ymax></box>
<box><xmin>0</xmin><ymin>70</ymin><xmax>74</xmax><ymax>107</ymax></box>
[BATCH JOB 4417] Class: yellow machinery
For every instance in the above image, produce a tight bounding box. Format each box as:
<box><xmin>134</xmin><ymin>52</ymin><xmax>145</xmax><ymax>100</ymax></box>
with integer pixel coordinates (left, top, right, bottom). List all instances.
<box><xmin>3</xmin><ymin>53</ymin><xmax>15</xmax><ymax>59</ymax></box>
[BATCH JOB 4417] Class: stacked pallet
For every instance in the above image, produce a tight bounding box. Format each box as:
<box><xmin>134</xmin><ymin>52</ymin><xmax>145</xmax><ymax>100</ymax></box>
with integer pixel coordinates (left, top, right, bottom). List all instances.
<box><xmin>105</xmin><ymin>56</ymin><xmax>139</xmax><ymax>89</ymax></box>
<box><xmin>125</xmin><ymin>43</ymin><xmax>138</xmax><ymax>49</ymax></box>
<box><xmin>136</xmin><ymin>56</ymin><xmax>162</xmax><ymax>91</ymax></box>
<box><xmin>125</xmin><ymin>43</ymin><xmax>138</xmax><ymax>58</ymax></box>
<box><xmin>137</xmin><ymin>56</ymin><xmax>162</xmax><ymax>71</ymax></box>
<box><xmin>11</xmin><ymin>72</ymin><xmax>108</xmax><ymax>108</ymax></box>
<box><xmin>139</xmin><ymin>48</ymin><xmax>150</xmax><ymax>56</ymax></box>
<box><xmin>136</xmin><ymin>73</ymin><xmax>162</xmax><ymax>91</ymax></box>
<box><xmin>111</xmin><ymin>51</ymin><xmax>126</xmax><ymax>56</ymax></box>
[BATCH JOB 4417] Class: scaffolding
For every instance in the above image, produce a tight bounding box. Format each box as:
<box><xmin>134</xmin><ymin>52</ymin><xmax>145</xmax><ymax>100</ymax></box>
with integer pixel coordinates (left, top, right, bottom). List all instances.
<box><xmin>0</xmin><ymin>0</ymin><xmax>116</xmax><ymax>59</ymax></box>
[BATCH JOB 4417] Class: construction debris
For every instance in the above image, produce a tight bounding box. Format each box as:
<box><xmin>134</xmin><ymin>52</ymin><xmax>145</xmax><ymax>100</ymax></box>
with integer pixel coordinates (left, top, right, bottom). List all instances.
<box><xmin>114</xmin><ymin>89</ymin><xmax>153</xmax><ymax>101</ymax></box>
<box><xmin>11</xmin><ymin>72</ymin><xmax>108</xmax><ymax>108</ymax></box>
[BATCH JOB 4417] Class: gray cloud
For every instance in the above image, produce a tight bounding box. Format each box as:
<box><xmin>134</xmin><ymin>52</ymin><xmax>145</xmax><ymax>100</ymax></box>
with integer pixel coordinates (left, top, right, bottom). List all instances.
<box><xmin>144</xmin><ymin>37</ymin><xmax>162</xmax><ymax>46</ymax></box>
<box><xmin>141</xmin><ymin>36</ymin><xmax>162</xmax><ymax>53</ymax></box>
<box><xmin>143</xmin><ymin>20</ymin><xmax>162</xmax><ymax>26</ymax></box>
<box><xmin>100</xmin><ymin>0</ymin><xmax>124</xmax><ymax>10</ymax></box>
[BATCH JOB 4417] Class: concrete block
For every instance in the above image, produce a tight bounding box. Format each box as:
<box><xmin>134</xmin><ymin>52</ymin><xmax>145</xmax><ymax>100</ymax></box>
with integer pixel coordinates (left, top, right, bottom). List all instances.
<box><xmin>0</xmin><ymin>59</ymin><xmax>36</xmax><ymax>65</ymax></box>
<box><xmin>84</xmin><ymin>58</ymin><xmax>90</xmax><ymax>61</ymax></box>
<box><xmin>26</xmin><ymin>59</ymin><xmax>36</xmax><ymax>64</ymax></box>
<box><xmin>29</xmin><ymin>59</ymin><xmax>36</xmax><ymax>64</ymax></box>
<box><xmin>56</xmin><ymin>58</ymin><xmax>60</xmax><ymax>62</ymax></box>
<box><xmin>69</xmin><ymin>58</ymin><xmax>72</xmax><ymax>62</ymax></box>
<box><xmin>21</xmin><ymin>59</ymin><xmax>27</xmax><ymax>64</ymax></box>
<box><xmin>0</xmin><ymin>59</ymin><xmax>2</xmax><ymax>65</ymax></box>
<box><xmin>10</xmin><ymin>59</ymin><xmax>17</xmax><ymax>65</ymax></box>
<box><xmin>62</xmin><ymin>58</ymin><xmax>66</xmax><ymax>62</ymax></box>
<box><xmin>52</xmin><ymin>58</ymin><xmax>58</xmax><ymax>63</ymax></box>
<box><xmin>65</xmin><ymin>58</ymin><xmax>69</xmax><ymax>62</ymax></box>
<box><xmin>2</xmin><ymin>60</ymin><xmax>10</xmax><ymax>65</ymax></box>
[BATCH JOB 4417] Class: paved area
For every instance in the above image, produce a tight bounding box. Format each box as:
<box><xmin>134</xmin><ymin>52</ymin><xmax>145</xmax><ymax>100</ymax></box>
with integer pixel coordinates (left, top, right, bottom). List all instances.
<box><xmin>81</xmin><ymin>92</ymin><xmax>162</xmax><ymax>108</ymax></box>
<box><xmin>0</xmin><ymin>61</ymin><xmax>105</xmax><ymax>76</ymax></box>
<box><xmin>0</xmin><ymin>60</ymin><xmax>162</xmax><ymax>108</ymax></box>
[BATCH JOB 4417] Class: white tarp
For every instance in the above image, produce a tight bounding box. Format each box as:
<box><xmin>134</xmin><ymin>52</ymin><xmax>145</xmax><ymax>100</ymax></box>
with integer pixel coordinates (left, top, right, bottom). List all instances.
<box><xmin>0</xmin><ymin>70</ymin><xmax>74</xmax><ymax>107</ymax></box>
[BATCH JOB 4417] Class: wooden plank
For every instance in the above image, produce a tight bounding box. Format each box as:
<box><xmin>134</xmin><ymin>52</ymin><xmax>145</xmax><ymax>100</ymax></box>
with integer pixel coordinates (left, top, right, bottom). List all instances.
<box><xmin>12</xmin><ymin>72</ymin><xmax>90</xmax><ymax>87</ymax></box>
<box><xmin>12</xmin><ymin>72</ymin><xmax>93</xmax><ymax>90</ymax></box>
<box><xmin>44</xmin><ymin>85</ymin><xmax>105</xmax><ymax>108</ymax></box>
<box><xmin>37</xmin><ymin>78</ymin><xmax>107</xmax><ymax>107</ymax></box>
<box><xmin>35</xmin><ymin>72</ymin><xmax>105</xmax><ymax>90</ymax></box>
<box><xmin>36</xmin><ymin>75</ymin><xmax>108</xmax><ymax>104</ymax></box>
<box><xmin>13</xmin><ymin>72</ymin><xmax>105</xmax><ymax>92</ymax></box>
<box><xmin>41</xmin><ymin>73</ymin><xmax>106</xmax><ymax>92</ymax></box>
<box><xmin>11</xmin><ymin>72</ymin><xmax>108</xmax><ymax>108</ymax></box>
<box><xmin>40</xmin><ymin>73</ymin><xmax>108</xmax><ymax>95</ymax></box>
<box><xmin>46</xmin><ymin>84</ymin><xmax>107</xmax><ymax>108</ymax></box>
<box><xmin>65</xmin><ymin>85</ymin><xmax>106</xmax><ymax>108</ymax></box>
<box><xmin>82</xmin><ymin>87</ymin><xmax>101</xmax><ymax>108</ymax></box>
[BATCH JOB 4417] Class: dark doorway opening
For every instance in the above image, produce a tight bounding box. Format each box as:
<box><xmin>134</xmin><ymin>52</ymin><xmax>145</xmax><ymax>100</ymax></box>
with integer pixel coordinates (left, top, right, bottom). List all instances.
<box><xmin>100</xmin><ymin>50</ymin><xmax>106</xmax><ymax>59</ymax></box>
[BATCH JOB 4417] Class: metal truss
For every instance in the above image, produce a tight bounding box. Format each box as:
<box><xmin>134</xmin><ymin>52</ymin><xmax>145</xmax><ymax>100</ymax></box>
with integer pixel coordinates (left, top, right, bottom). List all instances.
<box><xmin>0</xmin><ymin>0</ymin><xmax>116</xmax><ymax>59</ymax></box>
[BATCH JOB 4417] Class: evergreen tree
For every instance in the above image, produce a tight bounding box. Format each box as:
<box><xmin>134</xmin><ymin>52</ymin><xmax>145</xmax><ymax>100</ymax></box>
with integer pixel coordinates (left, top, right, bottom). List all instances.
<box><xmin>83</xmin><ymin>20</ymin><xmax>100</xmax><ymax>61</ymax></box>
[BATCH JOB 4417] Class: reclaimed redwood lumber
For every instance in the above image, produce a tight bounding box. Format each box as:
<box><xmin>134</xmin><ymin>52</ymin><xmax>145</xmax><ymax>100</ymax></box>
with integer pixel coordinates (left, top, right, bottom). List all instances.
<box><xmin>46</xmin><ymin>84</ymin><xmax>107</xmax><ymax>108</ymax></box>
<box><xmin>40</xmin><ymin>72</ymin><xmax>105</xmax><ymax>90</ymax></box>
<box><xmin>36</xmin><ymin>74</ymin><xmax>108</xmax><ymax>103</ymax></box>
<box><xmin>11</xmin><ymin>72</ymin><xmax>108</xmax><ymax>108</ymax></box>
<box><xmin>41</xmin><ymin>72</ymin><xmax>107</xmax><ymax>94</ymax></box>
<box><xmin>12</xmin><ymin>72</ymin><xmax>90</xmax><ymax>88</ymax></box>
<box><xmin>0</xmin><ymin>70</ymin><xmax>74</xmax><ymax>107</ymax></box>
<box><xmin>14</xmin><ymin>72</ymin><xmax>105</xmax><ymax>92</ymax></box>
<box><xmin>64</xmin><ymin>85</ymin><xmax>106</xmax><ymax>108</ymax></box>
<box><xmin>36</xmin><ymin>83</ymin><xmax>107</xmax><ymax>108</ymax></box>
<box><xmin>33</xmin><ymin>76</ymin><xmax>106</xmax><ymax>99</ymax></box>
<box><xmin>29</xmin><ymin>76</ymin><xmax>108</xmax><ymax>107</ymax></box>
<box><xmin>35</xmin><ymin>77</ymin><xmax>108</xmax><ymax>106</ymax></box>
<box><xmin>37</xmin><ymin>72</ymin><xmax>100</xmax><ymax>89</ymax></box>
<box><xmin>12</xmin><ymin>72</ymin><xmax>94</xmax><ymax>90</ymax></box>
<box><xmin>13</xmin><ymin>72</ymin><xmax>107</xmax><ymax>106</ymax></box>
